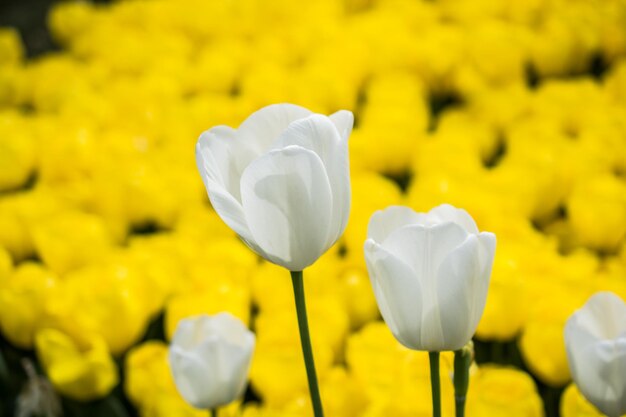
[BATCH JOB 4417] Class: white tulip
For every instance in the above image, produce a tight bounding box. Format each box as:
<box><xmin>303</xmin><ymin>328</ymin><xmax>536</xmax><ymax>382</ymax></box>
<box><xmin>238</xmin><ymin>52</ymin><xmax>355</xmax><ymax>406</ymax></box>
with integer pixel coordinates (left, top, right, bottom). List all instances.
<box><xmin>195</xmin><ymin>103</ymin><xmax>353</xmax><ymax>271</ymax></box>
<box><xmin>564</xmin><ymin>291</ymin><xmax>626</xmax><ymax>417</ymax></box>
<box><xmin>364</xmin><ymin>204</ymin><xmax>496</xmax><ymax>352</ymax></box>
<box><xmin>168</xmin><ymin>313</ymin><xmax>255</xmax><ymax>410</ymax></box>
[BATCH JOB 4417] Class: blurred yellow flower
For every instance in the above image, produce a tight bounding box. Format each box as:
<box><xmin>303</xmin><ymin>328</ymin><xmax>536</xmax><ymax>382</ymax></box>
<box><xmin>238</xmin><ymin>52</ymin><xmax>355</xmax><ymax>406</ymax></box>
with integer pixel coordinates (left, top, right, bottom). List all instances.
<box><xmin>164</xmin><ymin>286</ymin><xmax>251</xmax><ymax>340</ymax></box>
<box><xmin>0</xmin><ymin>263</ymin><xmax>57</xmax><ymax>348</ymax></box>
<box><xmin>520</xmin><ymin>331</ymin><xmax>567</xmax><ymax>386</ymax></box>
<box><xmin>255</xmin><ymin>295</ymin><xmax>349</xmax><ymax>361</ymax></box>
<box><xmin>466</xmin><ymin>366</ymin><xmax>544</xmax><ymax>417</ymax></box>
<box><xmin>183</xmin><ymin>237</ymin><xmax>258</xmax><ymax>292</ymax></box>
<box><xmin>346</xmin><ymin>321</ymin><xmax>454</xmax><ymax>416</ymax></box>
<box><xmin>44</xmin><ymin>261</ymin><xmax>152</xmax><ymax>355</ymax></box>
<box><xmin>0</xmin><ymin>188</ymin><xmax>67</xmax><ymax>261</ymax></box>
<box><xmin>341</xmin><ymin>172</ymin><xmax>402</xmax><ymax>262</ymax></box>
<box><xmin>0</xmin><ymin>111</ymin><xmax>36</xmax><ymax>191</ymax></box>
<box><xmin>567</xmin><ymin>174</ymin><xmax>626</xmax><ymax>252</ymax></box>
<box><xmin>31</xmin><ymin>210</ymin><xmax>113</xmax><ymax>276</ymax></box>
<box><xmin>0</xmin><ymin>28</ymin><xmax>23</xmax><ymax>66</ymax></box>
<box><xmin>35</xmin><ymin>328</ymin><xmax>118</xmax><ymax>401</ymax></box>
<box><xmin>48</xmin><ymin>1</ymin><xmax>96</xmax><ymax>45</ymax></box>
<box><xmin>350</xmin><ymin>73</ymin><xmax>429</xmax><ymax>174</ymax></box>
<box><xmin>0</xmin><ymin>245</ymin><xmax>12</xmax><ymax>279</ymax></box>
<box><xmin>337</xmin><ymin>263</ymin><xmax>379</xmax><ymax>329</ymax></box>
<box><xmin>475</xmin><ymin>250</ymin><xmax>527</xmax><ymax>341</ymax></box>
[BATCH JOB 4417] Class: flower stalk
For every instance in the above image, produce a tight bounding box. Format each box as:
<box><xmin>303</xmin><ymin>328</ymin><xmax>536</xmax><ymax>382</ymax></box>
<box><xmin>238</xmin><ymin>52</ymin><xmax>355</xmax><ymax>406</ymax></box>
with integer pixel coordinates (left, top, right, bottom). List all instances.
<box><xmin>429</xmin><ymin>351</ymin><xmax>441</xmax><ymax>417</ymax></box>
<box><xmin>290</xmin><ymin>270</ymin><xmax>324</xmax><ymax>417</ymax></box>
<box><xmin>453</xmin><ymin>346</ymin><xmax>472</xmax><ymax>417</ymax></box>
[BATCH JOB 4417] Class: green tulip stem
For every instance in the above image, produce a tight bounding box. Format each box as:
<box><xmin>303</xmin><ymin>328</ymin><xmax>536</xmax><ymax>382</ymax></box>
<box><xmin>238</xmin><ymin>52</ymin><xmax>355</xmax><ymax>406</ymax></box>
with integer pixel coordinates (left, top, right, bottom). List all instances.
<box><xmin>211</xmin><ymin>409</ymin><xmax>218</xmax><ymax>417</ymax></box>
<box><xmin>453</xmin><ymin>349</ymin><xmax>471</xmax><ymax>417</ymax></box>
<box><xmin>290</xmin><ymin>270</ymin><xmax>324</xmax><ymax>417</ymax></box>
<box><xmin>429</xmin><ymin>351</ymin><xmax>442</xmax><ymax>417</ymax></box>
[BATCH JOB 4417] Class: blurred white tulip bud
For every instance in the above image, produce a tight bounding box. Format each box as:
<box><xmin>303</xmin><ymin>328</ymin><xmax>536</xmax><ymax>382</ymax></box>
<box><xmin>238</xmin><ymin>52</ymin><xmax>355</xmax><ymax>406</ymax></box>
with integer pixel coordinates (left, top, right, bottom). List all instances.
<box><xmin>564</xmin><ymin>292</ymin><xmax>626</xmax><ymax>417</ymax></box>
<box><xmin>168</xmin><ymin>313</ymin><xmax>255</xmax><ymax>410</ymax></box>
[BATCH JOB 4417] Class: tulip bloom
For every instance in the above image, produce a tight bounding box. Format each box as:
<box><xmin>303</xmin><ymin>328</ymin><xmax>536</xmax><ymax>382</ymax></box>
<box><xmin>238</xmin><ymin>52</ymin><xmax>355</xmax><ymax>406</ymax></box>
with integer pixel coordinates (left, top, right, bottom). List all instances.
<box><xmin>564</xmin><ymin>292</ymin><xmax>626</xmax><ymax>417</ymax></box>
<box><xmin>195</xmin><ymin>103</ymin><xmax>353</xmax><ymax>271</ymax></box>
<box><xmin>168</xmin><ymin>313</ymin><xmax>255</xmax><ymax>410</ymax></box>
<box><xmin>35</xmin><ymin>329</ymin><xmax>118</xmax><ymax>401</ymax></box>
<box><xmin>364</xmin><ymin>204</ymin><xmax>496</xmax><ymax>352</ymax></box>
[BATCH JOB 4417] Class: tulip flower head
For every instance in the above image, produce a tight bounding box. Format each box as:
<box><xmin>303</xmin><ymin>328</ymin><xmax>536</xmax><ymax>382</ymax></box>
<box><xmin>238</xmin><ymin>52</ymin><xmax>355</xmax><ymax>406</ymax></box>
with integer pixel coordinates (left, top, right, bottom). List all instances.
<box><xmin>564</xmin><ymin>292</ymin><xmax>626</xmax><ymax>417</ymax></box>
<box><xmin>195</xmin><ymin>104</ymin><xmax>353</xmax><ymax>271</ymax></box>
<box><xmin>364</xmin><ymin>204</ymin><xmax>496</xmax><ymax>352</ymax></box>
<box><xmin>168</xmin><ymin>313</ymin><xmax>255</xmax><ymax>410</ymax></box>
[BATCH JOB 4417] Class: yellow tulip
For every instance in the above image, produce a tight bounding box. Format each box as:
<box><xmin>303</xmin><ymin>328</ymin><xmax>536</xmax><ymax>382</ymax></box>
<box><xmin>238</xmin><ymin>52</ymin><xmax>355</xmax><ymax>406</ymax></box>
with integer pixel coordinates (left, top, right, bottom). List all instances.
<box><xmin>182</xmin><ymin>237</ymin><xmax>258</xmax><ymax>293</ymax></box>
<box><xmin>519</xmin><ymin>280</ymin><xmax>595</xmax><ymax>387</ymax></box>
<box><xmin>31</xmin><ymin>210</ymin><xmax>113</xmax><ymax>276</ymax></box>
<box><xmin>467</xmin><ymin>366</ymin><xmax>544</xmax><ymax>417</ymax></box>
<box><xmin>250</xmin><ymin>328</ymin><xmax>334</xmax><ymax>409</ymax></box>
<box><xmin>0</xmin><ymin>188</ymin><xmax>67</xmax><ymax>260</ymax></box>
<box><xmin>337</xmin><ymin>263</ymin><xmax>379</xmax><ymax>329</ymax></box>
<box><xmin>164</xmin><ymin>286</ymin><xmax>251</xmax><ymax>341</ymax></box>
<box><xmin>35</xmin><ymin>328</ymin><xmax>118</xmax><ymax>401</ymax></box>
<box><xmin>0</xmin><ymin>245</ymin><xmax>12</xmax><ymax>279</ymax></box>
<box><xmin>0</xmin><ymin>28</ymin><xmax>23</xmax><ymax>66</ymax></box>
<box><xmin>0</xmin><ymin>263</ymin><xmax>57</xmax><ymax>348</ymax></box>
<box><xmin>47</xmin><ymin>1</ymin><xmax>96</xmax><ymax>45</ymax></box>
<box><xmin>341</xmin><ymin>172</ymin><xmax>402</xmax><ymax>262</ymax></box>
<box><xmin>346</xmin><ymin>321</ymin><xmax>454</xmax><ymax>413</ymax></box>
<box><xmin>255</xmin><ymin>294</ymin><xmax>349</xmax><ymax>361</ymax></box>
<box><xmin>567</xmin><ymin>174</ymin><xmax>626</xmax><ymax>252</ymax></box>
<box><xmin>0</xmin><ymin>111</ymin><xmax>36</xmax><ymax>192</ymax></box>
<box><xmin>44</xmin><ymin>261</ymin><xmax>152</xmax><ymax>355</ymax></box>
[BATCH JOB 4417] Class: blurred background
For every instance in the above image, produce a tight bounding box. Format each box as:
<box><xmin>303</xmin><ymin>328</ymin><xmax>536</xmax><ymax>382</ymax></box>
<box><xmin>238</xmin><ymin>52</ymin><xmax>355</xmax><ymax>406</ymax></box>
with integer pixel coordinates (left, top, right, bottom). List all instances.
<box><xmin>0</xmin><ymin>0</ymin><xmax>625</xmax><ymax>416</ymax></box>
<box><xmin>0</xmin><ymin>0</ymin><xmax>111</xmax><ymax>56</ymax></box>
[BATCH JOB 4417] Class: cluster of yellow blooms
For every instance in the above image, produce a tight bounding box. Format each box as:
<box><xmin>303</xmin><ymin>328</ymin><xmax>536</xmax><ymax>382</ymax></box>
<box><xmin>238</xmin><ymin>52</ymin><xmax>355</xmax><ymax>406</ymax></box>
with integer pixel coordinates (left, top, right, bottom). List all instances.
<box><xmin>1</xmin><ymin>0</ymin><xmax>625</xmax><ymax>416</ymax></box>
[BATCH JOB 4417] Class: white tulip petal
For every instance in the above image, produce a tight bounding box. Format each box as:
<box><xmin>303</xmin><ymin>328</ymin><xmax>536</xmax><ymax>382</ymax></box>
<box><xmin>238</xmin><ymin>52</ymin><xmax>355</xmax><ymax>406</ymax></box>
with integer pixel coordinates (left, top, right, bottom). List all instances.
<box><xmin>368</xmin><ymin>206</ymin><xmax>423</xmax><ymax>243</ymax></box>
<box><xmin>238</xmin><ymin>103</ymin><xmax>312</xmax><ymax>152</ymax></box>
<box><xmin>171</xmin><ymin>318</ymin><xmax>201</xmax><ymax>350</ymax></box>
<box><xmin>240</xmin><ymin>145</ymin><xmax>333</xmax><ymax>271</ymax></box>
<box><xmin>597</xmin><ymin>341</ymin><xmax>626</xmax><ymax>417</ymax></box>
<box><xmin>436</xmin><ymin>235</ymin><xmax>489</xmax><ymax>350</ymax></box>
<box><xmin>169</xmin><ymin>347</ymin><xmax>213</xmax><ymax>408</ymax></box>
<box><xmin>574</xmin><ymin>292</ymin><xmax>626</xmax><ymax>341</ymax></box>
<box><xmin>477</xmin><ymin>233</ymin><xmax>496</xmax><ymax>283</ymax></box>
<box><xmin>195</xmin><ymin>131</ymin><xmax>255</xmax><ymax>244</ymax></box>
<box><xmin>271</xmin><ymin>114</ymin><xmax>350</xmax><ymax>243</ymax></box>
<box><xmin>566</xmin><ymin>329</ymin><xmax>624</xmax><ymax>416</ymax></box>
<box><xmin>474</xmin><ymin>232</ymin><xmax>496</xmax><ymax>327</ymax></box>
<box><xmin>215</xmin><ymin>343</ymin><xmax>254</xmax><ymax>402</ymax></box>
<box><xmin>210</xmin><ymin>312</ymin><xmax>256</xmax><ymax>347</ymax></box>
<box><xmin>209</xmin><ymin>315</ymin><xmax>256</xmax><ymax>399</ymax></box>
<box><xmin>364</xmin><ymin>240</ymin><xmax>423</xmax><ymax>349</ymax></box>
<box><xmin>378</xmin><ymin>222</ymin><xmax>468</xmax><ymax>351</ymax></box>
<box><xmin>381</xmin><ymin>222</ymin><xmax>468</xmax><ymax>275</ymax></box>
<box><xmin>565</xmin><ymin>292</ymin><xmax>626</xmax><ymax>417</ymax></box>
<box><xmin>196</xmin><ymin>126</ymin><xmax>259</xmax><ymax>200</ymax></box>
<box><xmin>329</xmin><ymin>110</ymin><xmax>354</xmax><ymax>142</ymax></box>
<box><xmin>426</xmin><ymin>204</ymin><xmax>480</xmax><ymax>234</ymax></box>
<box><xmin>197</xmin><ymin>339</ymin><xmax>241</xmax><ymax>406</ymax></box>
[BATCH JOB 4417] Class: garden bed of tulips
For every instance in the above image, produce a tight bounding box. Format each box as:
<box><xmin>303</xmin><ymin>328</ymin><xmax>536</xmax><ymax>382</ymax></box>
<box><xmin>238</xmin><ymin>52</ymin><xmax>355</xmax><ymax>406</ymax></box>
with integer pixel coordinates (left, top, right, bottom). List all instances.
<box><xmin>0</xmin><ymin>0</ymin><xmax>626</xmax><ymax>416</ymax></box>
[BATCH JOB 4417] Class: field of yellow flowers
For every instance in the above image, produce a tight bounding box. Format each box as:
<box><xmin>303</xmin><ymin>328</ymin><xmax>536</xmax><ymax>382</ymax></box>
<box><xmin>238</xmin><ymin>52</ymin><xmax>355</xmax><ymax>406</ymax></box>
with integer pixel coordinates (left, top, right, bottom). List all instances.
<box><xmin>0</xmin><ymin>0</ymin><xmax>625</xmax><ymax>416</ymax></box>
